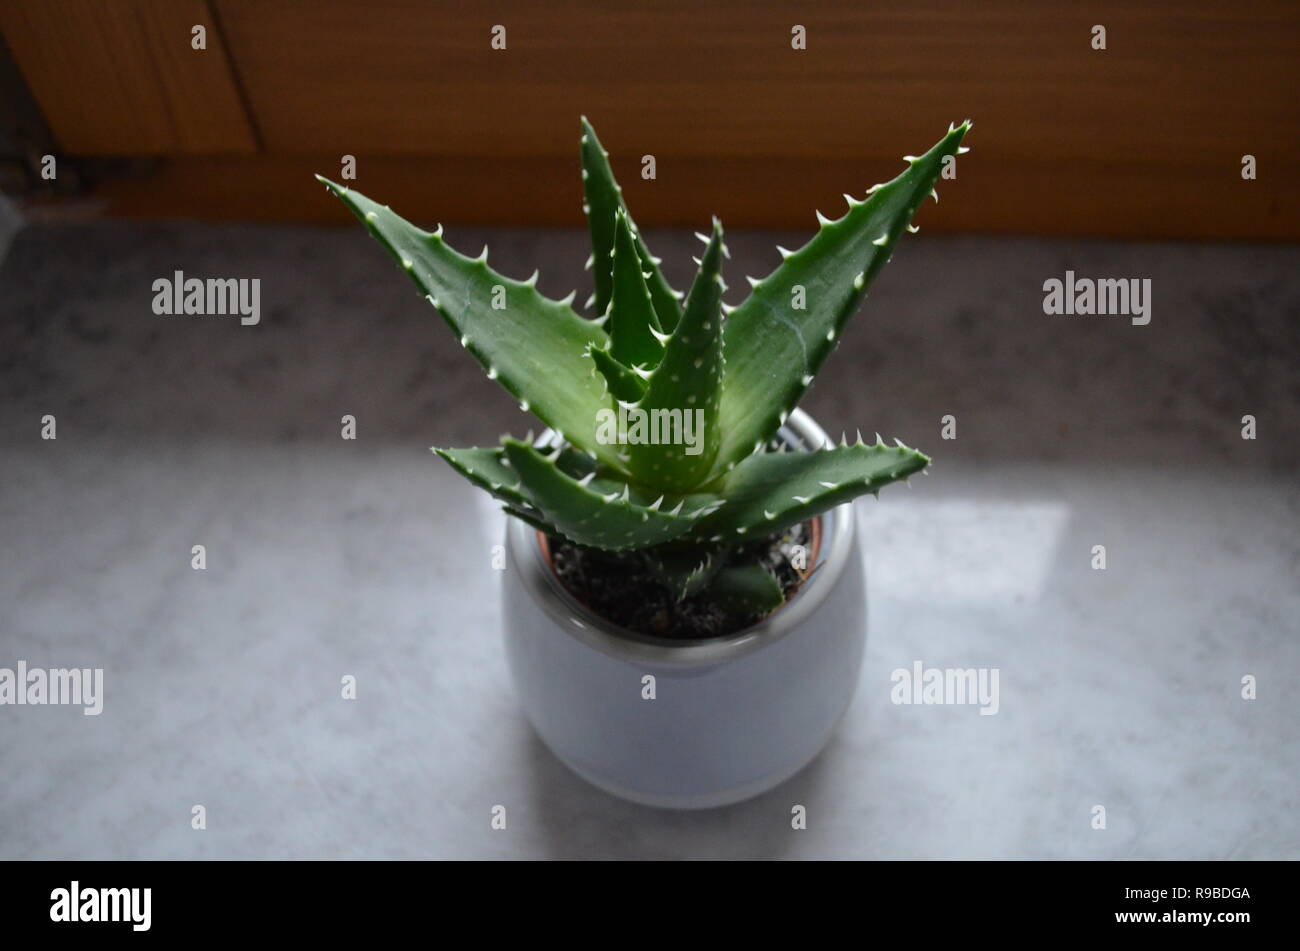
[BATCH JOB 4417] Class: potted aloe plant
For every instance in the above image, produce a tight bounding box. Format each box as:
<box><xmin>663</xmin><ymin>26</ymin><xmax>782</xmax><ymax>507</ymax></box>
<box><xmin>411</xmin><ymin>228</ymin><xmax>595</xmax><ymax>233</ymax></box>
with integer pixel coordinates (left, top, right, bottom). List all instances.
<box><xmin>319</xmin><ymin>117</ymin><xmax>970</xmax><ymax>808</ymax></box>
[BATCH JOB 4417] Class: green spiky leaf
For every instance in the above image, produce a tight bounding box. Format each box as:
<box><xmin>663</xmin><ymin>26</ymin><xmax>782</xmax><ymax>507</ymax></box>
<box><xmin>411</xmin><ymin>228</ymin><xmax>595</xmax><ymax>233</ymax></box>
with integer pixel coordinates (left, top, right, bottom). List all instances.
<box><xmin>502</xmin><ymin>505</ymin><xmax>561</xmax><ymax>536</ymax></box>
<box><xmin>587</xmin><ymin>343</ymin><xmax>646</xmax><ymax>403</ymax></box>
<box><xmin>580</xmin><ymin>117</ymin><xmax>682</xmax><ymax>330</ymax></box>
<box><xmin>434</xmin><ymin>445</ymin><xmax>534</xmax><ymax>510</ymax></box>
<box><xmin>710</xmin><ymin>122</ymin><xmax>970</xmax><ymax>477</ymax></box>
<box><xmin>643</xmin><ymin>546</ymin><xmax>721</xmax><ymax>603</ymax></box>
<box><xmin>691</xmin><ymin>438</ymin><xmax>929</xmax><ymax>540</ymax></box>
<box><xmin>318</xmin><ymin>176</ymin><xmax>623</xmax><ymax>469</ymax></box>
<box><xmin>708</xmin><ymin>564</ymin><xmax>785</xmax><ymax>617</ymax></box>
<box><xmin>606</xmin><ymin>209</ymin><xmax>665</xmax><ymax>369</ymax></box>
<box><xmin>502</xmin><ymin>439</ymin><xmax>716</xmax><ymax>551</ymax></box>
<box><xmin>626</xmin><ymin>218</ymin><xmax>725</xmax><ymax>492</ymax></box>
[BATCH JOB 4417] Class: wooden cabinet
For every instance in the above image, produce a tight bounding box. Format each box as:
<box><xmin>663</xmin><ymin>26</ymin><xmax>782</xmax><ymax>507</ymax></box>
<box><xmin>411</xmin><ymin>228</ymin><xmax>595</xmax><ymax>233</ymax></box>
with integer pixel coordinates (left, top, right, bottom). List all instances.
<box><xmin>2</xmin><ymin>0</ymin><xmax>1296</xmax><ymax>237</ymax></box>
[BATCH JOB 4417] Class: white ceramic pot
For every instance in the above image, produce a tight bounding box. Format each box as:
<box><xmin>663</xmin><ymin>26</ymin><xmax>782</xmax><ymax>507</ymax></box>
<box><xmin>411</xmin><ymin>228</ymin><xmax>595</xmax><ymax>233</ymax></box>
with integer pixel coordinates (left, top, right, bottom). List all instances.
<box><xmin>502</xmin><ymin>409</ymin><xmax>866</xmax><ymax>809</ymax></box>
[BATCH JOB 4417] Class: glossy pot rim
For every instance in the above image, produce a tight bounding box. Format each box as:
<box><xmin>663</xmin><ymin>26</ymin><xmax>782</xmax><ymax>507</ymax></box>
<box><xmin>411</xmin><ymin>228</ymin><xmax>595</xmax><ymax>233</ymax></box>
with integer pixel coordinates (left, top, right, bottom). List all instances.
<box><xmin>505</xmin><ymin>408</ymin><xmax>857</xmax><ymax>669</ymax></box>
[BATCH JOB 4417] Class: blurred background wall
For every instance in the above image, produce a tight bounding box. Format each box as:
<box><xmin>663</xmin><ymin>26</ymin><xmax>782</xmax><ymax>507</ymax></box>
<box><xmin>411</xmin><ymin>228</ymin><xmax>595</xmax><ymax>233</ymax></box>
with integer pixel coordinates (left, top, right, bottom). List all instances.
<box><xmin>1</xmin><ymin>0</ymin><xmax>1296</xmax><ymax>238</ymax></box>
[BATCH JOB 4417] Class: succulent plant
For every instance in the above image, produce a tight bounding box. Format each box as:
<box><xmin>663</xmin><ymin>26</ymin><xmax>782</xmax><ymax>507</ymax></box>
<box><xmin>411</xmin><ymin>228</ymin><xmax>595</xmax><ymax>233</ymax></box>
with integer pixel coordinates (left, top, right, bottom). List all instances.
<box><xmin>318</xmin><ymin>117</ymin><xmax>970</xmax><ymax>623</ymax></box>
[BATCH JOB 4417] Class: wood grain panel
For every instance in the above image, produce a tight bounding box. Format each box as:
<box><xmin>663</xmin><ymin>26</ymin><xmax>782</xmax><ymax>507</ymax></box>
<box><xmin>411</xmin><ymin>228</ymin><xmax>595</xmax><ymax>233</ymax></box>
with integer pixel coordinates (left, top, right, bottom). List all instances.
<box><xmin>5</xmin><ymin>0</ymin><xmax>1296</xmax><ymax>237</ymax></box>
<box><xmin>78</xmin><ymin>151</ymin><xmax>1298</xmax><ymax>242</ymax></box>
<box><xmin>215</xmin><ymin>0</ymin><xmax>1297</xmax><ymax>165</ymax></box>
<box><xmin>1</xmin><ymin>0</ymin><xmax>255</xmax><ymax>154</ymax></box>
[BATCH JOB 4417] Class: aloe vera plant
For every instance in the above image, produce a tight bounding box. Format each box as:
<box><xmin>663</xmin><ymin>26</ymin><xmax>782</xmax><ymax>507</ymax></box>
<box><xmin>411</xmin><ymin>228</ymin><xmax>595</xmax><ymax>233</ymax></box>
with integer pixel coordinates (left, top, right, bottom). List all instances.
<box><xmin>318</xmin><ymin>117</ymin><xmax>970</xmax><ymax>624</ymax></box>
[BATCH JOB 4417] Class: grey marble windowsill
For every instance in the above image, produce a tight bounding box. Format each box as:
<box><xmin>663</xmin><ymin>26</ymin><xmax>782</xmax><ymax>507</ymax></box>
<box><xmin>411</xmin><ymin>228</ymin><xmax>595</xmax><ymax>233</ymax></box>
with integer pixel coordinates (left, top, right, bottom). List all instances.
<box><xmin>1</xmin><ymin>222</ymin><xmax>1296</xmax><ymax>859</ymax></box>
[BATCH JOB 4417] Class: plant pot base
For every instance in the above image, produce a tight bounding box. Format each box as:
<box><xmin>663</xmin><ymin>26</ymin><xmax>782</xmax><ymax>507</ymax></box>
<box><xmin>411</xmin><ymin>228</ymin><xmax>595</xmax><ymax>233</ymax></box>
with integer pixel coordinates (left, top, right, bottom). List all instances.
<box><xmin>501</xmin><ymin>410</ymin><xmax>867</xmax><ymax>809</ymax></box>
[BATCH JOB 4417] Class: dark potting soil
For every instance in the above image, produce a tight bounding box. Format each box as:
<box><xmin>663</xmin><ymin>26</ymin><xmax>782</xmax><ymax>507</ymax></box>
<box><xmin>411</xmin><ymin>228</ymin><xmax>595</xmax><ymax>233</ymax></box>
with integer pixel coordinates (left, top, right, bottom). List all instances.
<box><xmin>546</xmin><ymin>519</ymin><xmax>815</xmax><ymax>640</ymax></box>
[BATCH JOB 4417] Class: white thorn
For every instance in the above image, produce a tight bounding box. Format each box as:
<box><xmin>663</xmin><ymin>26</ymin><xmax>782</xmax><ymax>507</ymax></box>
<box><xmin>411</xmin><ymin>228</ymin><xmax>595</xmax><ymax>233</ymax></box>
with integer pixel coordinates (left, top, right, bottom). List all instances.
<box><xmin>930</xmin><ymin>189</ymin><xmax>939</xmax><ymax>204</ymax></box>
<box><xmin>601</xmin><ymin>491</ymin><xmax>618</xmax><ymax>503</ymax></box>
<box><xmin>648</xmin><ymin>495</ymin><xmax>664</xmax><ymax>511</ymax></box>
<box><xmin>620</xmin><ymin>484</ymin><xmax>630</xmax><ymax>501</ymax></box>
<box><xmin>401</xmin><ymin>258</ymin><xmax>413</xmax><ymax>270</ymax></box>
<box><xmin>558</xmin><ymin>289</ymin><xmax>577</xmax><ymax>307</ymax></box>
<box><xmin>875</xmin><ymin>432</ymin><xmax>883</xmax><ymax>445</ymax></box>
<box><xmin>721</xmin><ymin>302</ymin><xmax>736</xmax><ymax>316</ymax></box>
<box><xmin>692</xmin><ymin>256</ymin><xmax>702</xmax><ymax>266</ymax></box>
<box><xmin>815</xmin><ymin>210</ymin><xmax>832</xmax><ymax>226</ymax></box>
<box><xmin>648</xmin><ymin>326</ymin><xmax>672</xmax><ymax>345</ymax></box>
<box><xmin>365</xmin><ymin>211</ymin><xmax>377</xmax><ymax>221</ymax></box>
<box><xmin>872</xmin><ymin>233</ymin><xmax>889</xmax><ymax>247</ymax></box>
<box><xmin>426</xmin><ymin>294</ymin><xmax>440</xmax><ymax>308</ymax></box>
<box><xmin>820</xmin><ymin>481</ymin><xmax>837</xmax><ymax>489</ymax></box>
<box><xmin>584</xmin><ymin>254</ymin><xmax>594</xmax><ymax>270</ymax></box>
<box><xmin>433</xmin><ymin>224</ymin><xmax>444</xmax><ymax>238</ymax></box>
<box><xmin>667</xmin><ymin>500</ymin><xmax>685</xmax><ymax>516</ymax></box>
<box><xmin>584</xmin><ymin>293</ymin><xmax>596</xmax><ymax>310</ymax></box>
<box><xmin>477</xmin><ymin>245</ymin><xmax>489</xmax><ymax>262</ymax></box>
<box><xmin>578</xmin><ymin>472</ymin><xmax>596</xmax><ymax>487</ymax></box>
<box><xmin>487</xmin><ymin>367</ymin><xmax>498</xmax><ymax>380</ymax></box>
<box><xmin>866</xmin><ymin>183</ymin><xmax>882</xmax><ymax>194</ymax></box>
<box><xmin>764</xmin><ymin>510</ymin><xmax>776</xmax><ymax>520</ymax></box>
<box><xmin>800</xmin><ymin>374</ymin><xmax>814</xmax><ymax>386</ymax></box>
<box><xmin>776</xmin><ymin>246</ymin><xmax>794</xmax><ymax>260</ymax></box>
<box><xmin>957</xmin><ymin>146</ymin><xmax>970</xmax><ymax>155</ymax></box>
<box><xmin>907</xmin><ymin>224</ymin><xmax>919</xmax><ymax>234</ymax></box>
<box><xmin>590</xmin><ymin>312</ymin><xmax>609</xmax><ymax>328</ymax></box>
<box><xmin>519</xmin><ymin>400</ymin><xmax>529</xmax><ymax>412</ymax></box>
<box><xmin>793</xmin><ymin>495</ymin><xmax>810</xmax><ymax>504</ymax></box>
<box><xmin>843</xmin><ymin>193</ymin><xmax>861</xmax><ymax>208</ymax></box>
<box><xmin>694</xmin><ymin>231</ymin><xmax>710</xmax><ymax>244</ymax></box>
<box><xmin>459</xmin><ymin>334</ymin><xmax>469</xmax><ymax>347</ymax></box>
<box><xmin>853</xmin><ymin>272</ymin><xmax>865</xmax><ymax>291</ymax></box>
<box><xmin>524</xmin><ymin>270</ymin><xmax>539</xmax><ymax>288</ymax></box>
<box><xmin>746</xmin><ymin>275</ymin><xmax>762</xmax><ymax>288</ymax></box>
